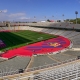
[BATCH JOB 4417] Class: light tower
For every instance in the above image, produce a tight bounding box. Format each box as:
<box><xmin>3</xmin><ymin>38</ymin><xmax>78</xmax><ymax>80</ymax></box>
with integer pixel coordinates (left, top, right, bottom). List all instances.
<box><xmin>34</xmin><ymin>16</ymin><xmax>36</xmax><ymax>22</ymax></box>
<box><xmin>75</xmin><ymin>11</ymin><xmax>78</xmax><ymax>24</ymax></box>
<box><xmin>44</xmin><ymin>16</ymin><xmax>46</xmax><ymax>21</ymax></box>
<box><xmin>52</xmin><ymin>15</ymin><xmax>54</xmax><ymax>20</ymax></box>
<box><xmin>0</xmin><ymin>10</ymin><xmax>2</xmax><ymax>21</ymax></box>
<box><xmin>62</xmin><ymin>14</ymin><xmax>64</xmax><ymax>22</ymax></box>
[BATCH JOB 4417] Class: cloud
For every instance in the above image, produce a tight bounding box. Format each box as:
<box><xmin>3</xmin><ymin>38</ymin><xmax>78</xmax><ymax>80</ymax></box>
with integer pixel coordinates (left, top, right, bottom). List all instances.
<box><xmin>0</xmin><ymin>11</ymin><xmax>8</xmax><ymax>21</ymax></box>
<box><xmin>9</xmin><ymin>13</ymin><xmax>26</xmax><ymax>17</ymax></box>
<box><xmin>19</xmin><ymin>17</ymin><xmax>30</xmax><ymax>20</ymax></box>
<box><xmin>0</xmin><ymin>12</ymin><xmax>28</xmax><ymax>21</ymax></box>
<box><xmin>2</xmin><ymin>9</ymin><xmax>8</xmax><ymax>13</ymax></box>
<box><xmin>0</xmin><ymin>9</ymin><xmax>7</xmax><ymax>13</ymax></box>
<box><xmin>0</xmin><ymin>10</ymin><xmax>30</xmax><ymax>21</ymax></box>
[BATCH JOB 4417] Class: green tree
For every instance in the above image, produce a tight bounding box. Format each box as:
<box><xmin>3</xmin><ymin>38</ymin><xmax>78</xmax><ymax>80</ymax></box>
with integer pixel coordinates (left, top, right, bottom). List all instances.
<box><xmin>47</xmin><ymin>19</ymin><xmax>50</xmax><ymax>22</ymax></box>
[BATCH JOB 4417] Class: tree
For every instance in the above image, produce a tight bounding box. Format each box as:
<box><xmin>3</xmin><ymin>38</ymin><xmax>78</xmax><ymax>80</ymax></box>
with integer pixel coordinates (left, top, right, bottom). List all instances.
<box><xmin>47</xmin><ymin>19</ymin><xmax>50</xmax><ymax>22</ymax></box>
<box><xmin>69</xmin><ymin>18</ymin><xmax>80</xmax><ymax>24</ymax></box>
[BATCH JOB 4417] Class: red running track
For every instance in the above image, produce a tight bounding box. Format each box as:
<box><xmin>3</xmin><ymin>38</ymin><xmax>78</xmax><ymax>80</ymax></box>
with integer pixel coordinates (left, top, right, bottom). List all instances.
<box><xmin>1</xmin><ymin>36</ymin><xmax>70</xmax><ymax>59</ymax></box>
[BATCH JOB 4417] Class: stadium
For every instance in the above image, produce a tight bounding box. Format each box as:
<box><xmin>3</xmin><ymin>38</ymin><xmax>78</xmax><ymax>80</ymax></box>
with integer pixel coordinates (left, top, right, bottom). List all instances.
<box><xmin>0</xmin><ymin>22</ymin><xmax>80</xmax><ymax>80</ymax></box>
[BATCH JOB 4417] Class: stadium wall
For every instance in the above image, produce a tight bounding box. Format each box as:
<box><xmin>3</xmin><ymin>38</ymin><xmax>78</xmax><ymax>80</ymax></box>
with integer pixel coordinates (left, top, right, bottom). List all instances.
<box><xmin>10</xmin><ymin>22</ymin><xmax>80</xmax><ymax>30</ymax></box>
<box><xmin>0</xmin><ymin>22</ymin><xmax>80</xmax><ymax>30</ymax></box>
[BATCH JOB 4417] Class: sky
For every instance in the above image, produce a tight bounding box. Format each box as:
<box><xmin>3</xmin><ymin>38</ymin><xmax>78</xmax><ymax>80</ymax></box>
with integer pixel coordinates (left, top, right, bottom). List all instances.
<box><xmin>0</xmin><ymin>0</ymin><xmax>80</xmax><ymax>21</ymax></box>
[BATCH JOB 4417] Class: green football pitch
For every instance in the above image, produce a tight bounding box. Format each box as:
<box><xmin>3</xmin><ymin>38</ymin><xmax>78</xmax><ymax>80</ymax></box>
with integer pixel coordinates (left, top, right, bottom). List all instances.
<box><xmin>0</xmin><ymin>30</ymin><xmax>57</xmax><ymax>51</ymax></box>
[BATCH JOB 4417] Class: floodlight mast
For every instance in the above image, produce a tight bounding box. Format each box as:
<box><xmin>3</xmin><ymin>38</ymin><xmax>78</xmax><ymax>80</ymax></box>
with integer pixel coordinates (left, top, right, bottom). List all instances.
<box><xmin>34</xmin><ymin>16</ymin><xmax>36</xmax><ymax>22</ymax></box>
<box><xmin>0</xmin><ymin>11</ymin><xmax>2</xmax><ymax>21</ymax></box>
<box><xmin>62</xmin><ymin>14</ymin><xmax>64</xmax><ymax>22</ymax></box>
<box><xmin>52</xmin><ymin>16</ymin><xmax>54</xmax><ymax>20</ymax></box>
<box><xmin>44</xmin><ymin>16</ymin><xmax>46</xmax><ymax>21</ymax></box>
<box><xmin>75</xmin><ymin>11</ymin><xmax>78</xmax><ymax>24</ymax></box>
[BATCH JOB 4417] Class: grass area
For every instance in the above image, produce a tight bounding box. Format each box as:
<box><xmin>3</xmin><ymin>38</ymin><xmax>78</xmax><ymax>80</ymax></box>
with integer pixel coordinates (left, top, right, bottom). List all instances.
<box><xmin>0</xmin><ymin>30</ymin><xmax>58</xmax><ymax>51</ymax></box>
